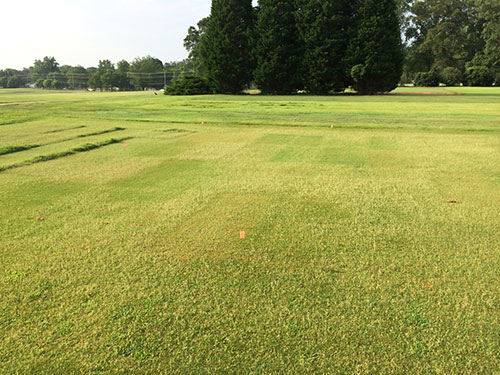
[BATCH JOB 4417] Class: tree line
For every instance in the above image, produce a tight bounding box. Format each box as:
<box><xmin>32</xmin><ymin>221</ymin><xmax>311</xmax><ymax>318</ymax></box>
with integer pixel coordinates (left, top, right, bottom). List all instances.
<box><xmin>401</xmin><ymin>0</ymin><xmax>500</xmax><ymax>87</ymax></box>
<box><xmin>184</xmin><ymin>0</ymin><xmax>500</xmax><ymax>93</ymax></box>
<box><xmin>183</xmin><ymin>0</ymin><xmax>404</xmax><ymax>94</ymax></box>
<box><xmin>2</xmin><ymin>0</ymin><xmax>499</xmax><ymax>93</ymax></box>
<box><xmin>0</xmin><ymin>56</ymin><xmax>195</xmax><ymax>91</ymax></box>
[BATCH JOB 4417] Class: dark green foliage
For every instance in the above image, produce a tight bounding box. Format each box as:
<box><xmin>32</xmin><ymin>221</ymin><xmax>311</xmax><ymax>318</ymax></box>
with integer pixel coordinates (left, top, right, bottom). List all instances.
<box><xmin>0</xmin><ymin>69</ymin><xmax>27</xmax><ymax>89</ymax></box>
<box><xmin>6</xmin><ymin>75</ymin><xmax>26</xmax><ymax>88</ymax></box>
<box><xmin>297</xmin><ymin>0</ymin><xmax>354</xmax><ymax>94</ymax></box>
<box><xmin>43</xmin><ymin>79</ymin><xmax>53</xmax><ymax>89</ymax></box>
<box><xmin>88</xmin><ymin>60</ymin><xmax>128</xmax><ymax>91</ymax></box>
<box><xmin>414</xmin><ymin>70</ymin><xmax>441</xmax><ymax>87</ymax></box>
<box><xmin>67</xmin><ymin>66</ymin><xmax>89</xmax><ymax>90</ymax></box>
<box><xmin>129</xmin><ymin>56</ymin><xmax>165</xmax><ymax>90</ymax></box>
<box><xmin>201</xmin><ymin>0</ymin><xmax>255</xmax><ymax>94</ymax></box>
<box><xmin>0</xmin><ymin>145</ymin><xmax>40</xmax><ymax>156</ymax></box>
<box><xmin>51</xmin><ymin>80</ymin><xmax>64</xmax><ymax>90</ymax></box>
<box><xmin>115</xmin><ymin>60</ymin><xmax>132</xmax><ymax>91</ymax></box>
<box><xmin>349</xmin><ymin>0</ymin><xmax>404</xmax><ymax>94</ymax></box>
<box><xmin>184</xmin><ymin>17</ymin><xmax>210</xmax><ymax>77</ymax></box>
<box><xmin>47</xmin><ymin>72</ymin><xmax>67</xmax><ymax>88</ymax></box>
<box><xmin>254</xmin><ymin>0</ymin><xmax>302</xmax><ymax>94</ymax></box>
<box><xmin>404</xmin><ymin>1</ymin><xmax>484</xmax><ymax>77</ymax></box>
<box><xmin>164</xmin><ymin>60</ymin><xmax>196</xmax><ymax>86</ymax></box>
<box><xmin>463</xmin><ymin>66</ymin><xmax>494</xmax><ymax>87</ymax></box>
<box><xmin>88</xmin><ymin>60</ymin><xmax>116</xmax><ymax>91</ymax></box>
<box><xmin>495</xmin><ymin>73</ymin><xmax>500</xmax><ymax>86</ymax></box>
<box><xmin>440</xmin><ymin>67</ymin><xmax>462</xmax><ymax>86</ymax></box>
<box><xmin>165</xmin><ymin>76</ymin><xmax>212</xmax><ymax>95</ymax></box>
<box><xmin>30</xmin><ymin>57</ymin><xmax>59</xmax><ymax>82</ymax></box>
<box><xmin>475</xmin><ymin>0</ymin><xmax>500</xmax><ymax>74</ymax></box>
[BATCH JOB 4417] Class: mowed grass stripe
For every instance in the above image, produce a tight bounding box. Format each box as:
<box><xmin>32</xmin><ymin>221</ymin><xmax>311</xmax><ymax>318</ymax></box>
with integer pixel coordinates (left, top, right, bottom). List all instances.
<box><xmin>0</xmin><ymin>144</ymin><xmax>40</xmax><ymax>156</ymax></box>
<box><xmin>0</xmin><ymin>127</ymin><xmax>125</xmax><ymax>157</ymax></box>
<box><xmin>44</xmin><ymin>125</ymin><xmax>86</xmax><ymax>134</ymax></box>
<box><xmin>0</xmin><ymin>137</ymin><xmax>131</xmax><ymax>172</ymax></box>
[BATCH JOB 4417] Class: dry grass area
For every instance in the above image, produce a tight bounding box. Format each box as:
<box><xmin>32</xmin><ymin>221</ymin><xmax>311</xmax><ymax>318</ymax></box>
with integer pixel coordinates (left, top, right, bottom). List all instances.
<box><xmin>1</xmin><ymin>88</ymin><xmax>500</xmax><ymax>374</ymax></box>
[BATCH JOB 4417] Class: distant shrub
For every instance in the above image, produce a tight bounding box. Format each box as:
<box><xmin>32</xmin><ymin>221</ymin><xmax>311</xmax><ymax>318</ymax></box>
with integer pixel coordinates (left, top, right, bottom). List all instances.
<box><xmin>51</xmin><ymin>80</ymin><xmax>64</xmax><ymax>89</ymax></box>
<box><xmin>441</xmin><ymin>67</ymin><xmax>462</xmax><ymax>86</ymax></box>
<box><xmin>165</xmin><ymin>76</ymin><xmax>212</xmax><ymax>95</ymax></box>
<box><xmin>463</xmin><ymin>66</ymin><xmax>494</xmax><ymax>87</ymax></box>
<box><xmin>43</xmin><ymin>79</ymin><xmax>53</xmax><ymax>89</ymax></box>
<box><xmin>414</xmin><ymin>70</ymin><xmax>440</xmax><ymax>87</ymax></box>
<box><xmin>35</xmin><ymin>79</ymin><xmax>45</xmax><ymax>88</ymax></box>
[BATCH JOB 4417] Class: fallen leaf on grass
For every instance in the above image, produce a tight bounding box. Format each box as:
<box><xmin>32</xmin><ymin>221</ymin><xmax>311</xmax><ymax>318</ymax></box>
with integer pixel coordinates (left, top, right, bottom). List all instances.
<box><xmin>445</xmin><ymin>200</ymin><xmax>459</xmax><ymax>204</ymax></box>
<box><xmin>36</xmin><ymin>217</ymin><xmax>45</xmax><ymax>221</ymax></box>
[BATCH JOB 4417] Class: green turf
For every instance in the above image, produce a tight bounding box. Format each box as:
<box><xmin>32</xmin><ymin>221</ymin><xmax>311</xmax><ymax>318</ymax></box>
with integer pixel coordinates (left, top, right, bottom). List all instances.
<box><xmin>1</xmin><ymin>88</ymin><xmax>500</xmax><ymax>374</ymax></box>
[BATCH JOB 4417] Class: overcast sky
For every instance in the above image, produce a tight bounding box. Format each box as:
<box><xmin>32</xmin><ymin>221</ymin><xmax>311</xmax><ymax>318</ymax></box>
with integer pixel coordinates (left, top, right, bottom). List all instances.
<box><xmin>0</xmin><ymin>0</ymin><xmax>213</xmax><ymax>70</ymax></box>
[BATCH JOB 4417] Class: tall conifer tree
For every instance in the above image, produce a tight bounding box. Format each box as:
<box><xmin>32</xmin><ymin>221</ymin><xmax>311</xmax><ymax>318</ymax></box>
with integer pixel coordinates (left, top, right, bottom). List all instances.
<box><xmin>296</xmin><ymin>0</ymin><xmax>354</xmax><ymax>94</ymax></box>
<box><xmin>348</xmin><ymin>0</ymin><xmax>404</xmax><ymax>94</ymax></box>
<box><xmin>201</xmin><ymin>0</ymin><xmax>254</xmax><ymax>94</ymax></box>
<box><xmin>254</xmin><ymin>0</ymin><xmax>302</xmax><ymax>94</ymax></box>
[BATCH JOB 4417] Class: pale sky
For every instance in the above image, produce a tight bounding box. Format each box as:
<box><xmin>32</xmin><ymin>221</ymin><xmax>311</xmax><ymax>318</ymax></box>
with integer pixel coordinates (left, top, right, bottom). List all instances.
<box><xmin>0</xmin><ymin>0</ymin><xmax>212</xmax><ymax>70</ymax></box>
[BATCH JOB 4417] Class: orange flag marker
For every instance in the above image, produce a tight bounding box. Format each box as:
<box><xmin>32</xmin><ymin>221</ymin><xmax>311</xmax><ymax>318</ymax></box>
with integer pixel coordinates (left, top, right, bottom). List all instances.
<box><xmin>240</xmin><ymin>231</ymin><xmax>246</xmax><ymax>239</ymax></box>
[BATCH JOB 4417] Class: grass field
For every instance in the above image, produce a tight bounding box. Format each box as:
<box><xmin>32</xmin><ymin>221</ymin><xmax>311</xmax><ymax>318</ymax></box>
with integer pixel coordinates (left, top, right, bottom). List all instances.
<box><xmin>1</xmin><ymin>87</ymin><xmax>499</xmax><ymax>374</ymax></box>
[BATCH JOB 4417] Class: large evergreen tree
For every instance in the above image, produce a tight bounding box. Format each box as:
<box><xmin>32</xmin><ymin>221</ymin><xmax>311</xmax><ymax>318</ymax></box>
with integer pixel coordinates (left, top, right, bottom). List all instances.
<box><xmin>476</xmin><ymin>0</ymin><xmax>500</xmax><ymax>76</ymax></box>
<box><xmin>296</xmin><ymin>0</ymin><xmax>354</xmax><ymax>94</ymax></box>
<box><xmin>201</xmin><ymin>0</ymin><xmax>255</xmax><ymax>94</ymax></box>
<box><xmin>254</xmin><ymin>0</ymin><xmax>302</xmax><ymax>94</ymax></box>
<box><xmin>349</xmin><ymin>0</ymin><xmax>404</xmax><ymax>94</ymax></box>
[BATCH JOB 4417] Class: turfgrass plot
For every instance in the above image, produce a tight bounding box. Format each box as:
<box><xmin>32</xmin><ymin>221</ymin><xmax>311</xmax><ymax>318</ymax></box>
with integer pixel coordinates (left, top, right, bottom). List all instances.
<box><xmin>1</xmin><ymin>88</ymin><xmax>500</xmax><ymax>374</ymax></box>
